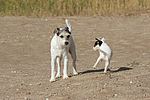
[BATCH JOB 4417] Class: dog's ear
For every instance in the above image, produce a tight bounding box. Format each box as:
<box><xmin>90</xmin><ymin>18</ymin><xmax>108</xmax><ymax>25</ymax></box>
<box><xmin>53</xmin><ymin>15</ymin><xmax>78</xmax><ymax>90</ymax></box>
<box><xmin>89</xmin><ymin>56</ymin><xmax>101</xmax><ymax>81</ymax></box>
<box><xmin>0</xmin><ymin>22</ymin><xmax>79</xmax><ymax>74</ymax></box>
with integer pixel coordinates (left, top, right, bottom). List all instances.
<box><xmin>101</xmin><ymin>38</ymin><xmax>105</xmax><ymax>42</ymax></box>
<box><xmin>64</xmin><ymin>27</ymin><xmax>71</xmax><ymax>34</ymax></box>
<box><xmin>53</xmin><ymin>28</ymin><xmax>60</xmax><ymax>36</ymax></box>
<box><xmin>95</xmin><ymin>38</ymin><xmax>100</xmax><ymax>41</ymax></box>
<box><xmin>65</xmin><ymin>19</ymin><xmax>71</xmax><ymax>33</ymax></box>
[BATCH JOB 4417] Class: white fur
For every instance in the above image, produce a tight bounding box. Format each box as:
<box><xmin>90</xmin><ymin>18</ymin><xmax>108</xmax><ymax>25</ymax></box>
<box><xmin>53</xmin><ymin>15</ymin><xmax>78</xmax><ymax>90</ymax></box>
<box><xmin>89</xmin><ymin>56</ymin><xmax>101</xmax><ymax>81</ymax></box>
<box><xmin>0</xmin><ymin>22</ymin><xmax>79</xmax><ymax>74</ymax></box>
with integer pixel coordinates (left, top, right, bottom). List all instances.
<box><xmin>50</xmin><ymin>19</ymin><xmax>78</xmax><ymax>82</ymax></box>
<box><xmin>93</xmin><ymin>38</ymin><xmax>113</xmax><ymax>73</ymax></box>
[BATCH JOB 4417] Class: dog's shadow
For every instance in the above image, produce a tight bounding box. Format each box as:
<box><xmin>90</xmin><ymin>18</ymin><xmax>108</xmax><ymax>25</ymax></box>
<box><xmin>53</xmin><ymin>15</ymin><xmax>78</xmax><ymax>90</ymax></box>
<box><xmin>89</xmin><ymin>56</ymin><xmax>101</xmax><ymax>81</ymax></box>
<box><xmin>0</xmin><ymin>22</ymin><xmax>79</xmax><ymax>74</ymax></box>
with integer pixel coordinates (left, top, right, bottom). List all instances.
<box><xmin>76</xmin><ymin>66</ymin><xmax>133</xmax><ymax>76</ymax></box>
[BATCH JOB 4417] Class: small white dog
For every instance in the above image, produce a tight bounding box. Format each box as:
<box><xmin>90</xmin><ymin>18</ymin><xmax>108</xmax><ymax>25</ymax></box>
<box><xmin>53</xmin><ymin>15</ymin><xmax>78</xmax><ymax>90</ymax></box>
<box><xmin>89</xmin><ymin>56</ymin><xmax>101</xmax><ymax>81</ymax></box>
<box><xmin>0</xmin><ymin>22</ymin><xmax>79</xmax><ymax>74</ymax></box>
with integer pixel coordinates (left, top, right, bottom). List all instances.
<box><xmin>50</xmin><ymin>19</ymin><xmax>78</xmax><ymax>82</ymax></box>
<box><xmin>93</xmin><ymin>38</ymin><xmax>113</xmax><ymax>73</ymax></box>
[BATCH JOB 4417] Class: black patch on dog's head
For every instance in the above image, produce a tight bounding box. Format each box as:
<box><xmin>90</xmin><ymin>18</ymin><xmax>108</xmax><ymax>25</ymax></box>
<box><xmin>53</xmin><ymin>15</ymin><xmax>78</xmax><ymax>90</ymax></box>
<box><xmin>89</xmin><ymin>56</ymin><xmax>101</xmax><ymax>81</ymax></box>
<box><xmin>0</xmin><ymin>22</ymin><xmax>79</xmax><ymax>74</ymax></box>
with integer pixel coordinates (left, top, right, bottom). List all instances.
<box><xmin>94</xmin><ymin>40</ymin><xmax>103</xmax><ymax>47</ymax></box>
<box><xmin>53</xmin><ymin>27</ymin><xmax>71</xmax><ymax>36</ymax></box>
<box><xmin>64</xmin><ymin>27</ymin><xmax>71</xmax><ymax>34</ymax></box>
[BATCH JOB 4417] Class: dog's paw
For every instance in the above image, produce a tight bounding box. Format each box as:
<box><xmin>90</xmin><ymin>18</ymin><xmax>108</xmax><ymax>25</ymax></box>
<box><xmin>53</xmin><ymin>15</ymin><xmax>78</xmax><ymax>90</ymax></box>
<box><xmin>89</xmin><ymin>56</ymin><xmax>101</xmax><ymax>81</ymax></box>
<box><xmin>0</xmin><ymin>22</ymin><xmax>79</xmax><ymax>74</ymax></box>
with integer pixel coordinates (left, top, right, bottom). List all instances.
<box><xmin>73</xmin><ymin>71</ymin><xmax>78</xmax><ymax>76</ymax></box>
<box><xmin>63</xmin><ymin>75</ymin><xmax>69</xmax><ymax>79</ymax></box>
<box><xmin>50</xmin><ymin>78</ymin><xmax>56</xmax><ymax>83</ymax></box>
<box><xmin>56</xmin><ymin>74</ymin><xmax>61</xmax><ymax>79</ymax></box>
<box><xmin>93</xmin><ymin>66</ymin><xmax>96</xmax><ymax>69</ymax></box>
<box><xmin>104</xmin><ymin>71</ymin><xmax>107</xmax><ymax>74</ymax></box>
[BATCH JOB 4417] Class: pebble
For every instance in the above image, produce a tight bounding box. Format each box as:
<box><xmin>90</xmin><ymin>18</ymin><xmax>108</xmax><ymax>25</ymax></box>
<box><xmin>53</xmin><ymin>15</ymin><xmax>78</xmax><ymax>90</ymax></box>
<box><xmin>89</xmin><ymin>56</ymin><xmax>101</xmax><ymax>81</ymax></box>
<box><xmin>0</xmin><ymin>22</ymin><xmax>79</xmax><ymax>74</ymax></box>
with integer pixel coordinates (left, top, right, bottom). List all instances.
<box><xmin>26</xmin><ymin>91</ymin><xmax>31</xmax><ymax>95</ymax></box>
<box><xmin>46</xmin><ymin>98</ymin><xmax>49</xmax><ymax>100</ymax></box>
<box><xmin>11</xmin><ymin>71</ymin><xmax>17</xmax><ymax>73</ymax></box>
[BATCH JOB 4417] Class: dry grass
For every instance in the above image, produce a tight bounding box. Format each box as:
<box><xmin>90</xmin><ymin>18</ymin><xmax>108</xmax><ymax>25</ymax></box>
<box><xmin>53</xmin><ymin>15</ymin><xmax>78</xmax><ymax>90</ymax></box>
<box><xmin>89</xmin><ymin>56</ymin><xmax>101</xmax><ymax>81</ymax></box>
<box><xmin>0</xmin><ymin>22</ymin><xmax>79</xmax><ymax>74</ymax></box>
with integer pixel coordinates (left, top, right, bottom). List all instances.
<box><xmin>0</xmin><ymin>0</ymin><xmax>150</xmax><ymax>17</ymax></box>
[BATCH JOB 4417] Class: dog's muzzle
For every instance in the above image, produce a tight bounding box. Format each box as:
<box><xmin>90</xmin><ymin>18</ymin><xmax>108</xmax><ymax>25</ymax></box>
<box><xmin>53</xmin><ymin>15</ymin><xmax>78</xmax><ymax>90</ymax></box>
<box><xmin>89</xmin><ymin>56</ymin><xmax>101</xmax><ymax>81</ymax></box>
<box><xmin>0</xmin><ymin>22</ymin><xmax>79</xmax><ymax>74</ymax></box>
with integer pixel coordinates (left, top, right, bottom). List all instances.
<box><xmin>65</xmin><ymin>42</ymin><xmax>69</xmax><ymax>45</ymax></box>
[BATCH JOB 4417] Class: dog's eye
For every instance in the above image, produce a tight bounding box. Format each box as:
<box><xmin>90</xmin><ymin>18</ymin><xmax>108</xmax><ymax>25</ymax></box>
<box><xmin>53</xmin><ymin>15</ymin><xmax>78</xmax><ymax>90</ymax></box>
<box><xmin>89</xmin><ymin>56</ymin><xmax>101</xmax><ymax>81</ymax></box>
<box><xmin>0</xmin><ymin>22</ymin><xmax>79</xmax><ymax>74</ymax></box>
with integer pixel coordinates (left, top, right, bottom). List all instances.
<box><xmin>60</xmin><ymin>35</ymin><xmax>64</xmax><ymax>38</ymax></box>
<box><xmin>67</xmin><ymin>35</ymin><xmax>70</xmax><ymax>38</ymax></box>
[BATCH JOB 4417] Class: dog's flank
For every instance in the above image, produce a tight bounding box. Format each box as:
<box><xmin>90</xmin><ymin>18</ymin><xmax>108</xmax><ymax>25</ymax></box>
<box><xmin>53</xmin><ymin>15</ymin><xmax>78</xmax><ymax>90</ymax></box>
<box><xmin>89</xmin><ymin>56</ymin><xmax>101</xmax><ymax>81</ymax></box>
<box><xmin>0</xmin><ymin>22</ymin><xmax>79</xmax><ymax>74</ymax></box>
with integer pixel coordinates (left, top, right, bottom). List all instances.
<box><xmin>93</xmin><ymin>38</ymin><xmax>113</xmax><ymax>73</ymax></box>
<box><xmin>50</xmin><ymin>19</ymin><xmax>78</xmax><ymax>82</ymax></box>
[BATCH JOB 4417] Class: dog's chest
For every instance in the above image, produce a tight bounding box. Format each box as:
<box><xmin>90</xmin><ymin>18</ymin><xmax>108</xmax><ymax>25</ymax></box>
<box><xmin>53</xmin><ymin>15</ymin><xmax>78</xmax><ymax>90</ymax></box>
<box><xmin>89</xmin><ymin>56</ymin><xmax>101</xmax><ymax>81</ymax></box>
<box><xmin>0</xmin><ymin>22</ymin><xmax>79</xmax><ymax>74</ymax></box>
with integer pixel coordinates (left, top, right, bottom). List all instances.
<box><xmin>51</xmin><ymin>37</ymin><xmax>69</xmax><ymax>55</ymax></box>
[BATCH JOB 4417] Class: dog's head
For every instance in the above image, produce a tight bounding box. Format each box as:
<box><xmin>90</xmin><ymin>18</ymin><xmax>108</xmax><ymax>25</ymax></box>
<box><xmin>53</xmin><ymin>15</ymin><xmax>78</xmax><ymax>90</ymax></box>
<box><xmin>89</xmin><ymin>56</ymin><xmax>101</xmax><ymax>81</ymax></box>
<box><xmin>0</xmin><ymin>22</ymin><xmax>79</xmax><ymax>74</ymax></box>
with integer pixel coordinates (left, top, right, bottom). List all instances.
<box><xmin>53</xmin><ymin>19</ymin><xmax>72</xmax><ymax>46</ymax></box>
<box><xmin>93</xmin><ymin>38</ymin><xmax>105</xmax><ymax>51</ymax></box>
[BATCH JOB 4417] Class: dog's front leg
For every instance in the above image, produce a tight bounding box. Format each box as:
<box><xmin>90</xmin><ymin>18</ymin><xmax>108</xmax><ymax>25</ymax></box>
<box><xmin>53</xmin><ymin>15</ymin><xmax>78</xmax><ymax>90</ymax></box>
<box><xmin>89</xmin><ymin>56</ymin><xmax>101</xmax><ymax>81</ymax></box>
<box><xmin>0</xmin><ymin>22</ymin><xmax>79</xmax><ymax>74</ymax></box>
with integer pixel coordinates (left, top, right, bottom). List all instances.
<box><xmin>63</xmin><ymin>56</ymin><xmax>69</xmax><ymax>79</ymax></box>
<box><xmin>93</xmin><ymin>55</ymin><xmax>102</xmax><ymax>69</ymax></box>
<box><xmin>50</xmin><ymin>58</ymin><xmax>56</xmax><ymax>82</ymax></box>
<box><xmin>56</xmin><ymin>57</ymin><xmax>61</xmax><ymax>78</ymax></box>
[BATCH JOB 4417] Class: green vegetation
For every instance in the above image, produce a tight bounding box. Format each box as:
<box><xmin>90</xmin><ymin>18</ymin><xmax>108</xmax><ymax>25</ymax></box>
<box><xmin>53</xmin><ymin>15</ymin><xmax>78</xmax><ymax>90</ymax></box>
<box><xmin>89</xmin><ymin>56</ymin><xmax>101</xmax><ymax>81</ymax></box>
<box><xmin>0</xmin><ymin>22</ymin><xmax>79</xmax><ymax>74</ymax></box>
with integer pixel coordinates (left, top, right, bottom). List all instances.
<box><xmin>0</xmin><ymin>0</ymin><xmax>149</xmax><ymax>17</ymax></box>
<box><xmin>127</xmin><ymin>60</ymin><xmax>140</xmax><ymax>67</ymax></box>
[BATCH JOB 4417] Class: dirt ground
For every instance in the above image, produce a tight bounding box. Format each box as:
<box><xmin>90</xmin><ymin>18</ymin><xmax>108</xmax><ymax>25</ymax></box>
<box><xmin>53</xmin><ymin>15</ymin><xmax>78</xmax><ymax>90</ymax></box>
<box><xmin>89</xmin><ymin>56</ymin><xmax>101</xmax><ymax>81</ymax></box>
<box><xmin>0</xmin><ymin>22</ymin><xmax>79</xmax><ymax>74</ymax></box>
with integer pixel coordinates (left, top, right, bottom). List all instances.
<box><xmin>0</xmin><ymin>15</ymin><xmax>150</xmax><ymax>100</ymax></box>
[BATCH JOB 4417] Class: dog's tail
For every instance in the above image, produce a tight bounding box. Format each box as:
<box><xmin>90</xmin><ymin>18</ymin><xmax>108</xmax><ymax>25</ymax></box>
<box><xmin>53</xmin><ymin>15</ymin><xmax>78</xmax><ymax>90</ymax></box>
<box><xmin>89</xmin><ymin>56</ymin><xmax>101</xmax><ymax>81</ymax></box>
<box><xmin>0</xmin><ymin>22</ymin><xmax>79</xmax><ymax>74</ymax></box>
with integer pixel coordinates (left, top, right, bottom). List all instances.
<box><xmin>65</xmin><ymin>19</ymin><xmax>72</xmax><ymax>32</ymax></box>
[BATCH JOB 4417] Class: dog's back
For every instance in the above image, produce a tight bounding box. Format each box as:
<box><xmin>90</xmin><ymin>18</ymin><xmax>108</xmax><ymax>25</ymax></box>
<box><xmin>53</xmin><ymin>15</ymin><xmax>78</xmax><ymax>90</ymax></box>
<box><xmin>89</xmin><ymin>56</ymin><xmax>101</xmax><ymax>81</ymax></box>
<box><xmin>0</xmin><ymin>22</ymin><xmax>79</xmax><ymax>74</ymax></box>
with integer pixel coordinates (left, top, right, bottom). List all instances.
<box><xmin>99</xmin><ymin>42</ymin><xmax>112</xmax><ymax>60</ymax></box>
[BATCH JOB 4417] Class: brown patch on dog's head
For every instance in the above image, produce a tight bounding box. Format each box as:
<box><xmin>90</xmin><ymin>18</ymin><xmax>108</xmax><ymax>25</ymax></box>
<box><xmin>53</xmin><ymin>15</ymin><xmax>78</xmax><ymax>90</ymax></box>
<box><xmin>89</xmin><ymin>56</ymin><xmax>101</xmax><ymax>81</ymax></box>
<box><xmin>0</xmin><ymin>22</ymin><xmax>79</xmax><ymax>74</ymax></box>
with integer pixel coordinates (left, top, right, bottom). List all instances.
<box><xmin>53</xmin><ymin>28</ymin><xmax>61</xmax><ymax>36</ymax></box>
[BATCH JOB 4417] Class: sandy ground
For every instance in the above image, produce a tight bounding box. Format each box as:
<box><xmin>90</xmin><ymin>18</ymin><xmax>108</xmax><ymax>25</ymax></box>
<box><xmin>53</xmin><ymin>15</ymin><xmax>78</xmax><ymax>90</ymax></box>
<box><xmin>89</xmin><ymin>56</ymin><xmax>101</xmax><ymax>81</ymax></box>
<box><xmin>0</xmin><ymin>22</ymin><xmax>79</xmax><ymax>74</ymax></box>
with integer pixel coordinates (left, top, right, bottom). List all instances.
<box><xmin>0</xmin><ymin>16</ymin><xmax>150</xmax><ymax>100</ymax></box>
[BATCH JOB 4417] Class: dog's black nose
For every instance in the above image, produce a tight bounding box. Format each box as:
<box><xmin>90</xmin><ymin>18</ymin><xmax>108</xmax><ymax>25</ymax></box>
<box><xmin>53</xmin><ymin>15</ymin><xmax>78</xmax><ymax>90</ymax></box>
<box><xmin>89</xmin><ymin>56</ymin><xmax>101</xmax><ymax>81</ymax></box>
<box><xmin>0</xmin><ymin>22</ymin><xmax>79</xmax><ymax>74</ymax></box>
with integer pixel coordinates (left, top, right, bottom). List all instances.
<box><xmin>65</xmin><ymin>42</ymin><xmax>69</xmax><ymax>45</ymax></box>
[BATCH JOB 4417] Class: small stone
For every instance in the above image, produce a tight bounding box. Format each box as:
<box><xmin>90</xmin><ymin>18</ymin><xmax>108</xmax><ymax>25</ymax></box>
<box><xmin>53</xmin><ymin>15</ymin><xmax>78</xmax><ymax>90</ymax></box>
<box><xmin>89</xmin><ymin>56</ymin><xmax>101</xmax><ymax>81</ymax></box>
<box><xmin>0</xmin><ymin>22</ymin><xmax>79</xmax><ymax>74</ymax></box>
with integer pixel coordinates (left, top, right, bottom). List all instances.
<box><xmin>130</xmin><ymin>81</ymin><xmax>132</xmax><ymax>83</ymax></box>
<box><xmin>26</xmin><ymin>91</ymin><xmax>31</xmax><ymax>95</ymax></box>
<box><xmin>46</xmin><ymin>98</ymin><xmax>49</xmax><ymax>100</ymax></box>
<box><xmin>21</xmin><ymin>83</ymin><xmax>23</xmax><ymax>85</ymax></box>
<box><xmin>48</xmin><ymin>94</ymin><xmax>52</xmax><ymax>97</ymax></box>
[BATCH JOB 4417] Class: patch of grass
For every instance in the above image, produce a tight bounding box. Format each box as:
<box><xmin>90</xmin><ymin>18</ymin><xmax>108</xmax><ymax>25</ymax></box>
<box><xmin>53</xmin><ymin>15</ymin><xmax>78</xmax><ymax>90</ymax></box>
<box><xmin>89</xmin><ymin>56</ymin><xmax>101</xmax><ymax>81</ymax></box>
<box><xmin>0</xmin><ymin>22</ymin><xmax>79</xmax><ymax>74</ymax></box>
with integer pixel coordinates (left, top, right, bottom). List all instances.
<box><xmin>0</xmin><ymin>0</ymin><xmax>150</xmax><ymax>17</ymax></box>
<box><xmin>127</xmin><ymin>60</ymin><xmax>140</xmax><ymax>67</ymax></box>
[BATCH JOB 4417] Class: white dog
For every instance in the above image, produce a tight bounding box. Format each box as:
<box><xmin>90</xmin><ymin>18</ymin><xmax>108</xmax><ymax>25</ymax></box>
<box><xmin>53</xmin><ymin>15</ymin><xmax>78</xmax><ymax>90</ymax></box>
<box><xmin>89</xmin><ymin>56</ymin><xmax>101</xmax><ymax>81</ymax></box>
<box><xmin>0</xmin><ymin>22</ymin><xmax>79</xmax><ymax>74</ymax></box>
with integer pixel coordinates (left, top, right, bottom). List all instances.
<box><xmin>50</xmin><ymin>19</ymin><xmax>78</xmax><ymax>82</ymax></box>
<box><xmin>93</xmin><ymin>38</ymin><xmax>113</xmax><ymax>73</ymax></box>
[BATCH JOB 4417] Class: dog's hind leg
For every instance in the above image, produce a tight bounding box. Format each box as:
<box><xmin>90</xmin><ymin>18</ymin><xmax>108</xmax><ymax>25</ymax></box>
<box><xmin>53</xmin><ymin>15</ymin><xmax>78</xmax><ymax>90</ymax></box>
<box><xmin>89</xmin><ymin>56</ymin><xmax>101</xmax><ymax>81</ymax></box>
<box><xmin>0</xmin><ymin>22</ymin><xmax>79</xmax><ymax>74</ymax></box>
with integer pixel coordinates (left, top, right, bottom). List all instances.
<box><xmin>56</xmin><ymin>57</ymin><xmax>61</xmax><ymax>78</ymax></box>
<box><xmin>104</xmin><ymin>60</ymin><xmax>110</xmax><ymax>73</ymax></box>
<box><xmin>71</xmin><ymin>53</ymin><xmax>78</xmax><ymax>75</ymax></box>
<box><xmin>69</xmin><ymin>46</ymin><xmax>78</xmax><ymax>75</ymax></box>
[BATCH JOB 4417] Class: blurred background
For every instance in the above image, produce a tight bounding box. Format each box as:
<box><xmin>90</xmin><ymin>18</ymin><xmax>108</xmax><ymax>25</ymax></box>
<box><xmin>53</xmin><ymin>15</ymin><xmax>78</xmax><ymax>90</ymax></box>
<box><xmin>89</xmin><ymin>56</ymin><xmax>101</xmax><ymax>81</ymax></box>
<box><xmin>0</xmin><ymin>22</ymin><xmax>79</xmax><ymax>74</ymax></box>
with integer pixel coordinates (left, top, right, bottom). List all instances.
<box><xmin>0</xmin><ymin>0</ymin><xmax>150</xmax><ymax>17</ymax></box>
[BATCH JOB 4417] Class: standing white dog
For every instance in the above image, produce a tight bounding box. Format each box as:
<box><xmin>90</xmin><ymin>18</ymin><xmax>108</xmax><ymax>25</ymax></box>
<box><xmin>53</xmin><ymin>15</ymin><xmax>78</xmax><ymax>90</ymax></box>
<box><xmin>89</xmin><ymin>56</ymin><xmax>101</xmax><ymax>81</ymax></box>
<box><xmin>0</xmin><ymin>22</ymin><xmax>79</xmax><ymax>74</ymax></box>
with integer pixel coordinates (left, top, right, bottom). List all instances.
<box><xmin>93</xmin><ymin>38</ymin><xmax>113</xmax><ymax>73</ymax></box>
<box><xmin>50</xmin><ymin>19</ymin><xmax>78</xmax><ymax>82</ymax></box>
